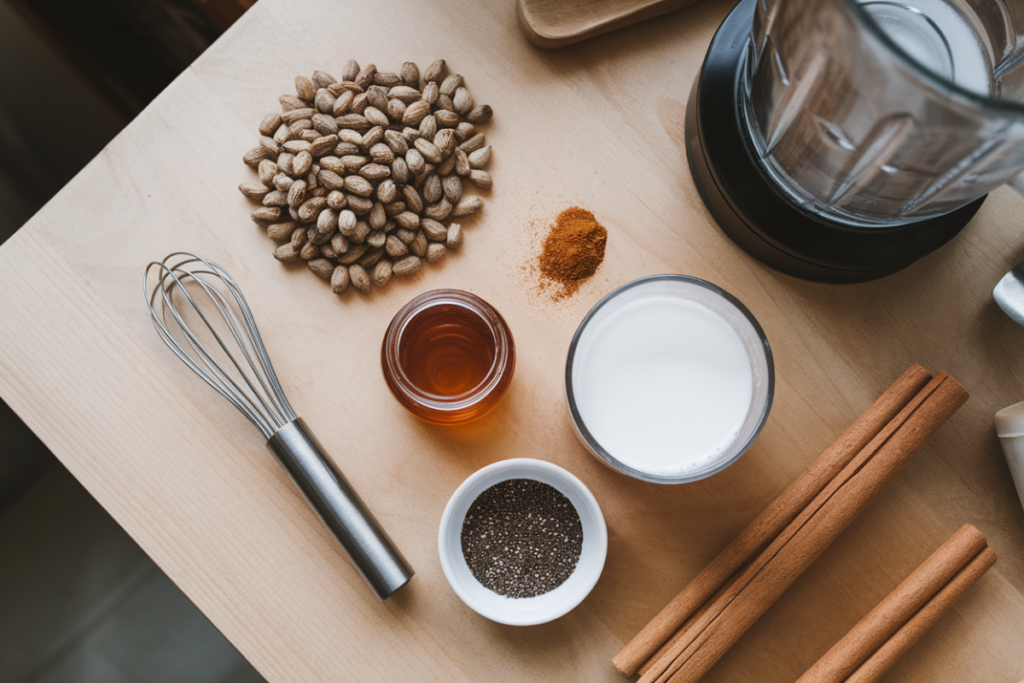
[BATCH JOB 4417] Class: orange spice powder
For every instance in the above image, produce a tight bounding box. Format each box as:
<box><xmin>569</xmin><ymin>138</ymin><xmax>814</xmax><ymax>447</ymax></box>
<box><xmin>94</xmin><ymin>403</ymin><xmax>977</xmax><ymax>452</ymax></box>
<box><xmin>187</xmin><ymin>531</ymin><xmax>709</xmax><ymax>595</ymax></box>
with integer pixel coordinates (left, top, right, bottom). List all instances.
<box><xmin>538</xmin><ymin>207</ymin><xmax>608</xmax><ymax>300</ymax></box>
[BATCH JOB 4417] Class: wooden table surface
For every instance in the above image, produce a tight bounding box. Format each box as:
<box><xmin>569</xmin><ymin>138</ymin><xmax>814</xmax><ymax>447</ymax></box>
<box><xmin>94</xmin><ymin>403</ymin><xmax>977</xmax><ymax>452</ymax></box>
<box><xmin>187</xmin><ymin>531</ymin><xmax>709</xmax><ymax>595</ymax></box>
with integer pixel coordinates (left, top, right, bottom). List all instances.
<box><xmin>2</xmin><ymin>0</ymin><xmax>1024</xmax><ymax>680</ymax></box>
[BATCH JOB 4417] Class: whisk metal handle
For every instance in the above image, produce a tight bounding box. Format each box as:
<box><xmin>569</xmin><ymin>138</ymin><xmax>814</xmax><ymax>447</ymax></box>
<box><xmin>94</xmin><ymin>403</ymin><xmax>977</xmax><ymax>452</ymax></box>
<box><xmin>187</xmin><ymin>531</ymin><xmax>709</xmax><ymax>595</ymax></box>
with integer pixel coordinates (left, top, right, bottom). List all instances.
<box><xmin>267</xmin><ymin>418</ymin><xmax>414</xmax><ymax>600</ymax></box>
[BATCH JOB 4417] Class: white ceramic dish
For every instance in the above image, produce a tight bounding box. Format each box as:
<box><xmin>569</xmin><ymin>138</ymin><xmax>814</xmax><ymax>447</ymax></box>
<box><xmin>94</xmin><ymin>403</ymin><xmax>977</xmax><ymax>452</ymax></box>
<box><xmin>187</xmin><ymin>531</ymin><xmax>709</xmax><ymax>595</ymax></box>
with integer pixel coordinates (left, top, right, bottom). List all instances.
<box><xmin>437</xmin><ymin>458</ymin><xmax>607</xmax><ymax>626</ymax></box>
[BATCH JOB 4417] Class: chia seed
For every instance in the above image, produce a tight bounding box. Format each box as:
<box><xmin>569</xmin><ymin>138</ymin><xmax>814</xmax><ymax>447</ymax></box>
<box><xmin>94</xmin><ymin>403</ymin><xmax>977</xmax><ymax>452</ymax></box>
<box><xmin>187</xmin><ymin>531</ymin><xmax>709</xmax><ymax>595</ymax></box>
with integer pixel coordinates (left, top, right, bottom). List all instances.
<box><xmin>460</xmin><ymin>478</ymin><xmax>584</xmax><ymax>598</ymax></box>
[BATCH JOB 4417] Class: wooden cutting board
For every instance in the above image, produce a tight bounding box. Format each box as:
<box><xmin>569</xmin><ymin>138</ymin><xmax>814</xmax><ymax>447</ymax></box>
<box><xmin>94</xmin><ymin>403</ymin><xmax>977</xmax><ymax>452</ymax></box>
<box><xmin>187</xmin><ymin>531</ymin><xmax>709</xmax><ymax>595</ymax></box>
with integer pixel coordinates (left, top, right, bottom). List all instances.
<box><xmin>0</xmin><ymin>0</ymin><xmax>1022</xmax><ymax>681</ymax></box>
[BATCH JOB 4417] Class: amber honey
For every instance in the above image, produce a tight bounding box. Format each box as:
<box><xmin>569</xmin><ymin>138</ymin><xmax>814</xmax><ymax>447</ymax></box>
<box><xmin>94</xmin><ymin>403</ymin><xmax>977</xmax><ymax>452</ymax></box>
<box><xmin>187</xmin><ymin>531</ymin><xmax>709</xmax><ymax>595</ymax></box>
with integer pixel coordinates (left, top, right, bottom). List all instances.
<box><xmin>382</xmin><ymin>289</ymin><xmax>515</xmax><ymax>425</ymax></box>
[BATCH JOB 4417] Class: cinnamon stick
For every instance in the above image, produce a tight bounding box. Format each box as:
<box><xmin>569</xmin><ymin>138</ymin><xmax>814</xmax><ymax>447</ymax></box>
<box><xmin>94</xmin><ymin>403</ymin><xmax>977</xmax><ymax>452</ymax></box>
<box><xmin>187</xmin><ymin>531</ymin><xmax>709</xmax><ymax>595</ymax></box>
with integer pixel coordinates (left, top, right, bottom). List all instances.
<box><xmin>796</xmin><ymin>524</ymin><xmax>989</xmax><ymax>683</ymax></box>
<box><xmin>845</xmin><ymin>546</ymin><xmax>997</xmax><ymax>683</ymax></box>
<box><xmin>640</xmin><ymin>372</ymin><xmax>968</xmax><ymax>683</ymax></box>
<box><xmin>614</xmin><ymin>365</ymin><xmax>932</xmax><ymax>676</ymax></box>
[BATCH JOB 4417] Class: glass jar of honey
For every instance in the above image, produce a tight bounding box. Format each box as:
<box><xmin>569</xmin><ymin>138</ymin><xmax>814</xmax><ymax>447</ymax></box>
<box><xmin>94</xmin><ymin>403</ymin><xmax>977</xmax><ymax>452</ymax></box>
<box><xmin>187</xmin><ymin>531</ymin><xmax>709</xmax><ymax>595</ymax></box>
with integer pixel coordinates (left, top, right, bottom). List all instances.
<box><xmin>381</xmin><ymin>289</ymin><xmax>515</xmax><ymax>425</ymax></box>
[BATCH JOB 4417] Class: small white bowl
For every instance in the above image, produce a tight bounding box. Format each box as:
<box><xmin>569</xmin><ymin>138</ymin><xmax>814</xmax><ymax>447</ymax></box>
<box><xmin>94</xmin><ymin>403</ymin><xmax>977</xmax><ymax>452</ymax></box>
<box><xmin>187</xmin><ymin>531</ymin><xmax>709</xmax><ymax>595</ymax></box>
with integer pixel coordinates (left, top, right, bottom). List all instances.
<box><xmin>437</xmin><ymin>458</ymin><xmax>607</xmax><ymax>626</ymax></box>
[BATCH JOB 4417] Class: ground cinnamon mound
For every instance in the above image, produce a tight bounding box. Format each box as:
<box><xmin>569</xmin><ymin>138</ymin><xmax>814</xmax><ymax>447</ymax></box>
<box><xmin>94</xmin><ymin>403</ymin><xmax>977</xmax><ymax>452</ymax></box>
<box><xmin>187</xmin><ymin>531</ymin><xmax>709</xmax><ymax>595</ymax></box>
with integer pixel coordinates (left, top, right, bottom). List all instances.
<box><xmin>538</xmin><ymin>207</ymin><xmax>607</xmax><ymax>300</ymax></box>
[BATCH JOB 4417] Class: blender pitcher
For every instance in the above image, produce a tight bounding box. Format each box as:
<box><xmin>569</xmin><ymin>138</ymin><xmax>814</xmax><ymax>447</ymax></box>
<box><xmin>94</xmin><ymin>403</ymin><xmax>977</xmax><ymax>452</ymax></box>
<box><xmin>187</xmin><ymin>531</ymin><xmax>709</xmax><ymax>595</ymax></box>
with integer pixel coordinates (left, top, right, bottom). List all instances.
<box><xmin>686</xmin><ymin>0</ymin><xmax>1024</xmax><ymax>282</ymax></box>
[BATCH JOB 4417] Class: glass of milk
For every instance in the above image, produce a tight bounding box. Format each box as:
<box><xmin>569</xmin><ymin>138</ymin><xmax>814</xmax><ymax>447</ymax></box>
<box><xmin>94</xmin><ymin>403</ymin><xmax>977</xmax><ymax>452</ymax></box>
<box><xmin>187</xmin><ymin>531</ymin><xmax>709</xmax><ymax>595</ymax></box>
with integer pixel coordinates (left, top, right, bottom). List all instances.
<box><xmin>742</xmin><ymin>0</ymin><xmax>1024</xmax><ymax>227</ymax></box>
<box><xmin>566</xmin><ymin>276</ymin><xmax>774</xmax><ymax>484</ymax></box>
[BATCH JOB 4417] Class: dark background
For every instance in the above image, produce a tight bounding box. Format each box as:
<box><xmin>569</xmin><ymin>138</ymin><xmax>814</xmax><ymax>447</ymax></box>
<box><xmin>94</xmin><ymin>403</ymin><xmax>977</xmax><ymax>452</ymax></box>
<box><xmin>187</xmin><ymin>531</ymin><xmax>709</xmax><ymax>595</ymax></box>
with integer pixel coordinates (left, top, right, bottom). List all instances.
<box><xmin>0</xmin><ymin>1</ymin><xmax>267</xmax><ymax>680</ymax></box>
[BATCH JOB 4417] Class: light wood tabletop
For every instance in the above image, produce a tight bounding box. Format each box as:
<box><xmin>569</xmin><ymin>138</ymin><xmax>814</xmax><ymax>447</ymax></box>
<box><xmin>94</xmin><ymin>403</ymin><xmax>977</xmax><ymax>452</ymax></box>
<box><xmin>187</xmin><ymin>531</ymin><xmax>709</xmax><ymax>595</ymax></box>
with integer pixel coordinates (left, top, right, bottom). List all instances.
<box><xmin>1</xmin><ymin>0</ymin><xmax>1023</xmax><ymax>681</ymax></box>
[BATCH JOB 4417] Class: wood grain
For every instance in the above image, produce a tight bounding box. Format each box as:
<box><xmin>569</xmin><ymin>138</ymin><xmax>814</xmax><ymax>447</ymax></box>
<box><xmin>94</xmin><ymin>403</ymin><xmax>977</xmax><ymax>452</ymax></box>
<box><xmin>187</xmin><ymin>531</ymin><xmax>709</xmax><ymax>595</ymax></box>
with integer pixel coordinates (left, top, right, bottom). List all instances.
<box><xmin>517</xmin><ymin>0</ymin><xmax>702</xmax><ymax>48</ymax></box>
<box><xmin>0</xmin><ymin>0</ymin><xmax>1022</xmax><ymax>682</ymax></box>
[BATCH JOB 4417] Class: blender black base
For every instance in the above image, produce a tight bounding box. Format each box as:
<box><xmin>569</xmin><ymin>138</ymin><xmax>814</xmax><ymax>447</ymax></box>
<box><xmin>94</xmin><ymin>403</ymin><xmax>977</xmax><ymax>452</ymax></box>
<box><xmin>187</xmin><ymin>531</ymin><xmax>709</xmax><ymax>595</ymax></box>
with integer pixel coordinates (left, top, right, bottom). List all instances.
<box><xmin>685</xmin><ymin>0</ymin><xmax>984</xmax><ymax>283</ymax></box>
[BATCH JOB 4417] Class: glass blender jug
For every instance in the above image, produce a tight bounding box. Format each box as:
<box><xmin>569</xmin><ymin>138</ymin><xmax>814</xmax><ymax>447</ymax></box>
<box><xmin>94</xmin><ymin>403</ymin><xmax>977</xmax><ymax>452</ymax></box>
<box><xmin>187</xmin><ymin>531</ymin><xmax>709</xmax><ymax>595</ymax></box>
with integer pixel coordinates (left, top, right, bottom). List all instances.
<box><xmin>686</xmin><ymin>0</ymin><xmax>1024</xmax><ymax>282</ymax></box>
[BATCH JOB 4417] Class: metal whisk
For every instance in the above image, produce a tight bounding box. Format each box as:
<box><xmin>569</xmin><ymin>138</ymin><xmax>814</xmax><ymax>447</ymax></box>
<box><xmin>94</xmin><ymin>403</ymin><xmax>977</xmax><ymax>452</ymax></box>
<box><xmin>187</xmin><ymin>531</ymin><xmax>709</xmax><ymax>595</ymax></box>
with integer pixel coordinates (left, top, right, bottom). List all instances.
<box><xmin>145</xmin><ymin>252</ymin><xmax>413</xmax><ymax>600</ymax></box>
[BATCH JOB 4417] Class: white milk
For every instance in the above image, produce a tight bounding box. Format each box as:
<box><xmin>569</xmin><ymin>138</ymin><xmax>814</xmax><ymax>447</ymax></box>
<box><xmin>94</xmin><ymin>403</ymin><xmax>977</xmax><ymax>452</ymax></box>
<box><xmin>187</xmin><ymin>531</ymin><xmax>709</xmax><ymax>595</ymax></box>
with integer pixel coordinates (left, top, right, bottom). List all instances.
<box><xmin>574</xmin><ymin>296</ymin><xmax>753</xmax><ymax>475</ymax></box>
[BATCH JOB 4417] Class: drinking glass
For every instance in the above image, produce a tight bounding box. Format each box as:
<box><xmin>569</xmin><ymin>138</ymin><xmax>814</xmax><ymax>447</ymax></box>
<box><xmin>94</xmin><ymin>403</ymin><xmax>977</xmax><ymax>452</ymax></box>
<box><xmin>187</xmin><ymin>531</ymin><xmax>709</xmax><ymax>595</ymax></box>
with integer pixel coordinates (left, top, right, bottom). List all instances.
<box><xmin>742</xmin><ymin>0</ymin><xmax>1024</xmax><ymax>227</ymax></box>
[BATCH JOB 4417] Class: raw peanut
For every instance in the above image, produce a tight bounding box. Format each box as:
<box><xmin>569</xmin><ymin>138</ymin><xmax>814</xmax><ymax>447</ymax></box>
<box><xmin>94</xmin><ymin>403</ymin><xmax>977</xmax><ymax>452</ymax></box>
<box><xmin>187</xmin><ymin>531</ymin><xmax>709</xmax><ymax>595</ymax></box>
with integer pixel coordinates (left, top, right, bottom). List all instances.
<box><xmin>344</xmin><ymin>175</ymin><xmax>374</xmax><ymax>196</ymax></box>
<box><xmin>337</xmin><ymin>113</ymin><xmax>370</xmax><ymax>130</ymax></box>
<box><xmin>350</xmin><ymin>93</ymin><xmax>369</xmax><ymax>114</ymax></box>
<box><xmin>403</xmin><ymin>100</ymin><xmax>431</xmax><ymax>126</ymax></box>
<box><xmin>291</xmin><ymin>226</ymin><xmax>308</xmax><ymax>249</ymax></box>
<box><xmin>361</xmin><ymin>126</ymin><xmax>384</xmax><ymax>149</ymax></box>
<box><xmin>278</xmin><ymin>152</ymin><xmax>296</xmax><ymax>175</ymax></box>
<box><xmin>426</xmin><ymin>242</ymin><xmax>447</xmax><ymax>263</ymax></box>
<box><xmin>396</xmin><ymin>228</ymin><xmax>417</xmax><ymax>244</ymax></box>
<box><xmin>313</xmin><ymin>70</ymin><xmax>337</xmax><ymax>88</ymax></box>
<box><xmin>349</xmin><ymin>263</ymin><xmax>372</xmax><ymax>293</ymax></box>
<box><xmin>338</xmin><ymin>129</ymin><xmax>363</xmax><ymax>146</ymax></box>
<box><xmin>274</xmin><ymin>173</ymin><xmax>294</xmax><ymax>191</ymax></box>
<box><xmin>259</xmin><ymin>113</ymin><xmax>283</xmax><ymax>136</ymax></box>
<box><xmin>454</xmin><ymin>148</ymin><xmax>470</xmax><ymax>176</ymax></box>
<box><xmin>282</xmin><ymin>108</ymin><xmax>316</xmax><ymax>125</ymax></box>
<box><xmin>424</xmin><ymin>198</ymin><xmax>453</xmax><ymax>221</ymax></box>
<box><xmin>319</xmin><ymin>156</ymin><xmax>344</xmax><ymax>174</ymax></box>
<box><xmin>350</xmin><ymin>220</ymin><xmax>370</xmax><ymax>243</ymax></box>
<box><xmin>374</xmin><ymin>71</ymin><xmax>402</xmax><ymax>88</ymax></box>
<box><xmin>309</xmin><ymin>135</ymin><xmax>338</xmax><ymax>157</ymax></box>
<box><xmin>386</xmin><ymin>234</ymin><xmax>409</xmax><ymax>257</ymax></box>
<box><xmin>377</xmin><ymin>179</ymin><xmax>397</xmax><ymax>204</ymax></box>
<box><xmin>389</xmin><ymin>85</ymin><xmax>421</xmax><ymax>103</ymax></box>
<box><xmin>419</xmin><ymin>114</ymin><xmax>438</xmax><ymax>139</ymax></box>
<box><xmin>273</xmin><ymin>123</ymin><xmax>290</xmax><ymax>144</ymax></box>
<box><xmin>320</xmin><ymin>241</ymin><xmax>338</xmax><ymax>259</ymax></box>
<box><xmin>446</xmin><ymin>222</ymin><xmax>462</xmax><ymax>250</ymax></box>
<box><xmin>442</xmin><ymin>175</ymin><xmax>463</xmax><ymax>203</ymax></box>
<box><xmin>331</xmin><ymin>265</ymin><xmax>350</xmax><ymax>293</ymax></box>
<box><xmin>240</xmin><ymin>181</ymin><xmax>270</xmax><ymax>199</ymax></box>
<box><xmin>387</xmin><ymin>98</ymin><xmax>406</xmax><ymax>123</ymax></box>
<box><xmin>280</xmin><ymin>94</ymin><xmax>307</xmax><ymax>111</ymax></box>
<box><xmin>369</xmin><ymin>201</ymin><xmax>387</xmax><ymax>229</ymax></box>
<box><xmin>455</xmin><ymin>121</ymin><xmax>476</xmax><ymax>142</ymax></box>
<box><xmin>439</xmin><ymin>73</ymin><xmax>463</xmax><ymax>97</ymax></box>
<box><xmin>298</xmin><ymin>196</ymin><xmax>327</xmax><ymax>222</ymax></box>
<box><xmin>252</xmin><ymin>206</ymin><xmax>281</xmax><ymax>222</ymax></box>
<box><xmin>423</xmin><ymin>174</ymin><xmax>443</xmax><ymax>203</ymax></box>
<box><xmin>315</xmin><ymin>89</ymin><xmax>336</xmax><ymax>114</ymax></box>
<box><xmin>333</xmin><ymin>90</ymin><xmax>354</xmax><ymax>116</ymax></box>
<box><xmin>359</xmin><ymin>163</ymin><xmax>391</xmax><ymax>181</ymax></box>
<box><xmin>437</xmin><ymin>152</ymin><xmax>456</xmax><ymax>176</ymax></box>
<box><xmin>414</xmin><ymin>138</ymin><xmax>443</xmax><ymax>164</ymax></box>
<box><xmin>341</xmin><ymin>155</ymin><xmax>369</xmax><ymax>173</ymax></box>
<box><xmin>338</xmin><ymin>209</ymin><xmax>358</xmax><ymax>236</ymax></box>
<box><xmin>288</xmin><ymin>179</ymin><xmax>307</xmax><ymax>207</ymax></box>
<box><xmin>263</xmin><ymin>190</ymin><xmax>289</xmax><ymax>207</ymax></box>
<box><xmin>300</xmin><ymin>241</ymin><xmax>319</xmax><ymax>260</ymax></box>
<box><xmin>421</xmin><ymin>218</ymin><xmax>448</xmax><ymax>242</ymax></box>
<box><xmin>434</xmin><ymin>128</ymin><xmax>456</xmax><ymax>157</ymax></box>
<box><xmin>338</xmin><ymin>243</ymin><xmax>369</xmax><ymax>264</ymax></box>
<box><xmin>331</xmin><ymin>232</ymin><xmax>350</xmax><ymax>254</ymax></box>
<box><xmin>435</xmin><ymin>109</ymin><xmax>460</xmax><ymax>128</ymax></box>
<box><xmin>459</xmin><ymin>133</ymin><xmax>485</xmax><ymax>153</ymax></box>
<box><xmin>391</xmin><ymin>157</ymin><xmax>410</xmax><ymax>185</ymax></box>
<box><xmin>402</xmin><ymin>185</ymin><xmax>424</xmax><ymax>213</ymax></box>
<box><xmin>308</xmin><ymin>258</ymin><xmax>334</xmax><ymax>280</ymax></box>
<box><xmin>334</xmin><ymin>141</ymin><xmax>360</xmax><ymax>155</ymax></box>
<box><xmin>367</xmin><ymin>86</ymin><xmax>389</xmax><ymax>111</ymax></box>
<box><xmin>400</xmin><ymin>62</ymin><xmax>420</xmax><ymax>88</ymax></box>
<box><xmin>327</xmin><ymin>190</ymin><xmax>347</xmax><ymax>209</ymax></box>
<box><xmin>364</xmin><ymin>106</ymin><xmax>389</xmax><ymax>128</ymax></box>
<box><xmin>347</xmin><ymin>194</ymin><xmax>373</xmax><ymax>214</ymax></box>
<box><xmin>342</xmin><ymin>59</ymin><xmax>360</xmax><ymax>82</ymax></box>
<box><xmin>267</xmin><ymin>222</ymin><xmax>297</xmax><ymax>241</ymax></box>
<box><xmin>384</xmin><ymin>129</ymin><xmax>408</xmax><ymax>155</ymax></box>
<box><xmin>355</xmin><ymin>63</ymin><xmax>376</xmax><ymax>89</ymax></box>
<box><xmin>274</xmin><ymin>244</ymin><xmax>300</xmax><ymax>262</ymax></box>
<box><xmin>424</xmin><ymin>59</ymin><xmax>447</xmax><ymax>83</ymax></box>
<box><xmin>367</xmin><ymin>230</ymin><xmax>386</xmax><ymax>248</ymax></box>
<box><xmin>318</xmin><ymin>169</ymin><xmax>345</xmax><ymax>191</ymax></box>
<box><xmin>422</xmin><ymin>81</ymin><xmax>439</xmax><ymax>105</ymax></box>
<box><xmin>317</xmin><ymin>208</ymin><xmax>338</xmax><ymax>234</ymax></box>
<box><xmin>308</xmin><ymin>224</ymin><xmax>331</xmax><ymax>245</ymax></box>
<box><xmin>384</xmin><ymin>200</ymin><xmax>407</xmax><ymax>216</ymax></box>
<box><xmin>359</xmin><ymin>246</ymin><xmax>386</xmax><ymax>268</ymax></box>
<box><xmin>395</xmin><ymin>211</ymin><xmax>420</xmax><ymax>229</ymax></box>
<box><xmin>402</xmin><ymin>126</ymin><xmax>421</xmax><ymax>142</ymax></box>
<box><xmin>371</xmin><ymin>259</ymin><xmax>393</xmax><ymax>287</ymax></box>
<box><xmin>436</xmin><ymin>94</ymin><xmax>454</xmax><ymax>112</ymax></box>
<box><xmin>453</xmin><ymin>87</ymin><xmax>473</xmax><ymax>115</ymax></box>
<box><xmin>295</xmin><ymin>76</ymin><xmax>316</xmax><ymax>101</ymax></box>
<box><xmin>465</xmin><ymin>104</ymin><xmax>493</xmax><ymax>124</ymax></box>
<box><xmin>298</xmin><ymin>129</ymin><xmax>320</xmax><ymax>143</ymax></box>
<box><xmin>406</xmin><ymin>148</ymin><xmax>426</xmax><ymax>175</ymax></box>
<box><xmin>468</xmin><ymin>170</ymin><xmax>492</xmax><ymax>188</ymax></box>
<box><xmin>452</xmin><ymin>196</ymin><xmax>482</xmax><ymax>217</ymax></box>
<box><xmin>468</xmin><ymin>145</ymin><xmax>491</xmax><ymax>169</ymax></box>
<box><xmin>283</xmin><ymin>140</ymin><xmax>312</xmax><ymax>154</ymax></box>
<box><xmin>409</xmin><ymin>231</ymin><xmax>428</xmax><ymax>257</ymax></box>
<box><xmin>393</xmin><ymin>255</ymin><xmax>423</xmax><ymax>277</ymax></box>
<box><xmin>258</xmin><ymin>160</ymin><xmax>278</xmax><ymax>185</ymax></box>
<box><xmin>246</xmin><ymin>146</ymin><xmax>271</xmax><ymax>166</ymax></box>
